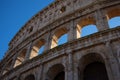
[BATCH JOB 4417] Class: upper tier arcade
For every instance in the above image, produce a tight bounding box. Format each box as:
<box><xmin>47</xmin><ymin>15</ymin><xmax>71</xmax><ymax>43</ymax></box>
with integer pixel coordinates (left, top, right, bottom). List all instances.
<box><xmin>9</xmin><ymin>0</ymin><xmax>119</xmax><ymax>50</ymax></box>
<box><xmin>0</xmin><ymin>0</ymin><xmax>120</xmax><ymax>80</ymax></box>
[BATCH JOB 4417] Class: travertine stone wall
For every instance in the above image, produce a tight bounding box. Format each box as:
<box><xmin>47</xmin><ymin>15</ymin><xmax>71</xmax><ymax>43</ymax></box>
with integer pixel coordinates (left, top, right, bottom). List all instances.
<box><xmin>0</xmin><ymin>0</ymin><xmax>120</xmax><ymax>80</ymax></box>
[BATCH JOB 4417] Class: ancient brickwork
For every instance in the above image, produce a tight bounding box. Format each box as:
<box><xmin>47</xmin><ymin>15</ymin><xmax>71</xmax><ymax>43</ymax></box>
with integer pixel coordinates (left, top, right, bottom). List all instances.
<box><xmin>0</xmin><ymin>0</ymin><xmax>120</xmax><ymax>80</ymax></box>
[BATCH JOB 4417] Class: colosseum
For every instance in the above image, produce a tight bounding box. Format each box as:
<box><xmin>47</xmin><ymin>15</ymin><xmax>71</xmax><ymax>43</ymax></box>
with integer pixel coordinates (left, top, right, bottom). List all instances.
<box><xmin>0</xmin><ymin>0</ymin><xmax>120</xmax><ymax>80</ymax></box>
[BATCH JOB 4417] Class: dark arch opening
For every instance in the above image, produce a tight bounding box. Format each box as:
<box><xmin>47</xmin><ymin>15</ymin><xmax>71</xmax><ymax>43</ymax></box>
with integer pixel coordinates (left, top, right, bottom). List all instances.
<box><xmin>79</xmin><ymin>53</ymin><xmax>109</xmax><ymax>80</ymax></box>
<box><xmin>54</xmin><ymin>71</ymin><xmax>65</xmax><ymax>80</ymax></box>
<box><xmin>24</xmin><ymin>74</ymin><xmax>35</xmax><ymax>80</ymax></box>
<box><xmin>84</xmin><ymin>62</ymin><xmax>109</xmax><ymax>80</ymax></box>
<box><xmin>47</xmin><ymin>64</ymin><xmax>65</xmax><ymax>80</ymax></box>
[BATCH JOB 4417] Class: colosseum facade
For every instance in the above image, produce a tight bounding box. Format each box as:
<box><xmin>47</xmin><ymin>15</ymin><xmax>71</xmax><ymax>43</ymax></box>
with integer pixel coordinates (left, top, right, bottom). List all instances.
<box><xmin>0</xmin><ymin>0</ymin><xmax>120</xmax><ymax>80</ymax></box>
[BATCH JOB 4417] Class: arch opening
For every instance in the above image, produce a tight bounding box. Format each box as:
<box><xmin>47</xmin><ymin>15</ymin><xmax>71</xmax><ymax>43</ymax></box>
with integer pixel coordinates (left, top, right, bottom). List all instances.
<box><xmin>30</xmin><ymin>39</ymin><xmax>45</xmax><ymax>59</ymax></box>
<box><xmin>77</xmin><ymin>17</ymin><xmax>98</xmax><ymax>38</ymax></box>
<box><xmin>14</xmin><ymin>49</ymin><xmax>27</xmax><ymax>67</ymax></box>
<box><xmin>51</xmin><ymin>28</ymin><xmax>68</xmax><ymax>48</ymax></box>
<box><xmin>47</xmin><ymin>64</ymin><xmax>65</xmax><ymax>80</ymax></box>
<box><xmin>79</xmin><ymin>53</ymin><xmax>109</xmax><ymax>80</ymax></box>
<box><xmin>58</xmin><ymin>34</ymin><xmax>68</xmax><ymax>46</ymax></box>
<box><xmin>81</xmin><ymin>24</ymin><xmax>98</xmax><ymax>37</ymax></box>
<box><xmin>3</xmin><ymin>60</ymin><xmax>13</xmax><ymax>74</ymax></box>
<box><xmin>54</xmin><ymin>71</ymin><xmax>65</xmax><ymax>80</ymax></box>
<box><xmin>106</xmin><ymin>8</ymin><xmax>120</xmax><ymax>28</ymax></box>
<box><xmin>106</xmin><ymin>8</ymin><xmax>120</xmax><ymax>20</ymax></box>
<box><xmin>84</xmin><ymin>62</ymin><xmax>109</xmax><ymax>80</ymax></box>
<box><xmin>24</xmin><ymin>74</ymin><xmax>35</xmax><ymax>80</ymax></box>
<box><xmin>108</xmin><ymin>16</ymin><xmax>120</xmax><ymax>28</ymax></box>
<box><xmin>38</xmin><ymin>45</ymin><xmax>45</xmax><ymax>54</ymax></box>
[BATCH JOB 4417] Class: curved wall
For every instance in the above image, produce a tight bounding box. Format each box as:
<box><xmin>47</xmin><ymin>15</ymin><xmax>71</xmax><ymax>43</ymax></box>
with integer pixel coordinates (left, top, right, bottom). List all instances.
<box><xmin>0</xmin><ymin>0</ymin><xmax>120</xmax><ymax>80</ymax></box>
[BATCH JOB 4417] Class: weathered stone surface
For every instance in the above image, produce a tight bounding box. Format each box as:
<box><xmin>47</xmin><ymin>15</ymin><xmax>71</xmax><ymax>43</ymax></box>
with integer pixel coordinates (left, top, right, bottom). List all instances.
<box><xmin>0</xmin><ymin>0</ymin><xmax>120</xmax><ymax>80</ymax></box>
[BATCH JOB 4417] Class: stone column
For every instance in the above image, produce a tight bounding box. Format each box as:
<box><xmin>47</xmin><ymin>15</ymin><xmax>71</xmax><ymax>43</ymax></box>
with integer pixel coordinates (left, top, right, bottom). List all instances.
<box><xmin>105</xmin><ymin>41</ymin><xmax>120</xmax><ymax>80</ymax></box>
<box><xmin>95</xmin><ymin>9</ymin><xmax>109</xmax><ymax>31</ymax></box>
<box><xmin>117</xmin><ymin>48</ymin><xmax>120</xmax><ymax>64</ymax></box>
<box><xmin>11</xmin><ymin>50</ymin><xmax>20</xmax><ymax>68</ymax></box>
<box><xmin>25</xmin><ymin>42</ymin><xmax>33</xmax><ymax>60</ymax></box>
<box><xmin>16</xmin><ymin>73</ymin><xmax>21</xmax><ymax>80</ymax></box>
<box><xmin>73</xmin><ymin>62</ymin><xmax>79</xmax><ymax>80</ymax></box>
<box><xmin>44</xmin><ymin>29</ymin><xmax>52</xmax><ymax>51</ymax></box>
<box><xmin>10</xmin><ymin>51</ymin><xmax>18</xmax><ymax>69</ymax></box>
<box><xmin>41</xmin><ymin>65</ymin><xmax>49</xmax><ymax>80</ymax></box>
<box><xmin>5</xmin><ymin>77</ymin><xmax>9</xmax><ymax>80</ymax></box>
<box><xmin>65</xmin><ymin>67</ymin><xmax>68</xmax><ymax>80</ymax></box>
<box><xmin>68</xmin><ymin>20</ymin><xmax>77</xmax><ymax>42</ymax></box>
<box><xmin>36</xmin><ymin>65</ymin><xmax>43</xmax><ymax>80</ymax></box>
<box><xmin>67</xmin><ymin>53</ymin><xmax>74</xmax><ymax>80</ymax></box>
<box><xmin>65</xmin><ymin>52</ymin><xmax>74</xmax><ymax>80</ymax></box>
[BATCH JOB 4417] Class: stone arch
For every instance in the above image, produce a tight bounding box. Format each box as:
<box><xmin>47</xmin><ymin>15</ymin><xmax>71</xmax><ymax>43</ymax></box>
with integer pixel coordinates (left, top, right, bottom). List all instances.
<box><xmin>2</xmin><ymin>59</ymin><xmax>13</xmax><ymax>75</ymax></box>
<box><xmin>46</xmin><ymin>64</ymin><xmax>65</xmax><ymax>80</ymax></box>
<box><xmin>76</xmin><ymin>16</ymin><xmax>98</xmax><ymax>38</ymax></box>
<box><xmin>51</xmin><ymin>27</ymin><xmax>68</xmax><ymax>48</ymax></box>
<box><xmin>106</xmin><ymin>7</ymin><xmax>120</xmax><ymax>28</ymax></box>
<box><xmin>30</xmin><ymin>39</ymin><xmax>45</xmax><ymax>59</ymax></box>
<box><xmin>9</xmin><ymin>77</ymin><xmax>17</xmax><ymax>80</ymax></box>
<box><xmin>106</xmin><ymin>7</ymin><xmax>120</xmax><ymax>20</ymax></box>
<box><xmin>78</xmin><ymin>53</ymin><xmax>109</xmax><ymax>80</ymax></box>
<box><xmin>14</xmin><ymin>49</ymin><xmax>27</xmax><ymax>67</ymax></box>
<box><xmin>81</xmin><ymin>24</ymin><xmax>98</xmax><ymax>37</ymax></box>
<box><xmin>24</xmin><ymin>74</ymin><xmax>35</xmax><ymax>80</ymax></box>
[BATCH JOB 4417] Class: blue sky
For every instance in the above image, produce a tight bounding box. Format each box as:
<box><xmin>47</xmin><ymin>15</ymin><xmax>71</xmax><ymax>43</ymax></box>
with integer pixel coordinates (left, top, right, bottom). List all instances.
<box><xmin>0</xmin><ymin>0</ymin><xmax>120</xmax><ymax>60</ymax></box>
<box><xmin>0</xmin><ymin>0</ymin><xmax>54</xmax><ymax>60</ymax></box>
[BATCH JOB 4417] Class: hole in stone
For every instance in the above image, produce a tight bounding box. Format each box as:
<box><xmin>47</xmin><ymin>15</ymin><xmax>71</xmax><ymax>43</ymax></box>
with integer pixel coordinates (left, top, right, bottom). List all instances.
<box><xmin>60</xmin><ymin>6</ymin><xmax>66</xmax><ymax>13</ymax></box>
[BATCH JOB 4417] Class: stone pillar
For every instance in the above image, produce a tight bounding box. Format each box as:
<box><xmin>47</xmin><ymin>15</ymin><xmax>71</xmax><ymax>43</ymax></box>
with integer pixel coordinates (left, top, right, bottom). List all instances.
<box><xmin>68</xmin><ymin>20</ymin><xmax>77</xmax><ymax>42</ymax></box>
<box><xmin>117</xmin><ymin>46</ymin><xmax>120</xmax><ymax>64</ymax></box>
<box><xmin>44</xmin><ymin>30</ymin><xmax>52</xmax><ymax>51</ymax></box>
<box><xmin>5</xmin><ymin>77</ymin><xmax>9</xmax><ymax>80</ymax></box>
<box><xmin>36</xmin><ymin>65</ymin><xmax>43</xmax><ymax>80</ymax></box>
<box><xmin>105</xmin><ymin>41</ymin><xmax>120</xmax><ymax>80</ymax></box>
<box><xmin>73</xmin><ymin>62</ymin><xmax>79</xmax><ymax>80</ymax></box>
<box><xmin>95</xmin><ymin>9</ymin><xmax>109</xmax><ymax>31</ymax></box>
<box><xmin>10</xmin><ymin>52</ymin><xmax>18</xmax><ymax>69</ymax></box>
<box><xmin>67</xmin><ymin>53</ymin><xmax>74</xmax><ymax>80</ymax></box>
<box><xmin>11</xmin><ymin>50</ymin><xmax>20</xmax><ymax>68</ymax></box>
<box><xmin>65</xmin><ymin>52</ymin><xmax>74</xmax><ymax>80</ymax></box>
<box><xmin>25</xmin><ymin>42</ymin><xmax>33</xmax><ymax>60</ymax></box>
<box><xmin>65</xmin><ymin>67</ymin><xmax>68</xmax><ymax>80</ymax></box>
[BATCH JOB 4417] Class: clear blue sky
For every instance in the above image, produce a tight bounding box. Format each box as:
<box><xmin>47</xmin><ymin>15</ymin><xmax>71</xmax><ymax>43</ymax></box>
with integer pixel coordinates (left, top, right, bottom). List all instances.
<box><xmin>0</xmin><ymin>0</ymin><xmax>120</xmax><ymax>60</ymax></box>
<box><xmin>0</xmin><ymin>0</ymin><xmax>54</xmax><ymax>60</ymax></box>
